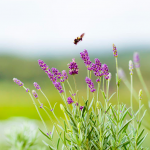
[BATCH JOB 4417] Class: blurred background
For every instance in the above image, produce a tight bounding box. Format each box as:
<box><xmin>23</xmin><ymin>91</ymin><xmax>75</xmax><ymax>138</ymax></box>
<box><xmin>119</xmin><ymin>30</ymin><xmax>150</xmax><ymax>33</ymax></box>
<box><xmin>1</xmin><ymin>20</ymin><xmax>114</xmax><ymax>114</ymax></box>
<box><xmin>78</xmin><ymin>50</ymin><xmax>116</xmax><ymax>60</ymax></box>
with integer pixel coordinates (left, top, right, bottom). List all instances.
<box><xmin>0</xmin><ymin>0</ymin><xmax>150</xmax><ymax>149</ymax></box>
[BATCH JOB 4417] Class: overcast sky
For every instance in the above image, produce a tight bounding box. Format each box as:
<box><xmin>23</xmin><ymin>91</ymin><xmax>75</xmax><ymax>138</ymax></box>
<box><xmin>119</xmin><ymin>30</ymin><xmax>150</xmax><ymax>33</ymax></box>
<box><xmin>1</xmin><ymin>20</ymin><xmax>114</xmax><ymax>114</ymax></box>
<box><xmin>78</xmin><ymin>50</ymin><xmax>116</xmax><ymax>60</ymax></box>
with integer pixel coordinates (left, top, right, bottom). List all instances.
<box><xmin>0</xmin><ymin>0</ymin><xmax>150</xmax><ymax>57</ymax></box>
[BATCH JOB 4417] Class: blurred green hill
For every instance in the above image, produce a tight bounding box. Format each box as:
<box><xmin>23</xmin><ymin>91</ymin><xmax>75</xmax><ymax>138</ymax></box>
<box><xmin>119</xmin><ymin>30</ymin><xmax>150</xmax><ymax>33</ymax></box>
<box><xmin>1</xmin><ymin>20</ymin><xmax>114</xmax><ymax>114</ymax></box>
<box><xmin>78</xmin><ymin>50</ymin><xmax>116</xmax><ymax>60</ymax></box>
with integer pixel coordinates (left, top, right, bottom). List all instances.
<box><xmin>0</xmin><ymin>50</ymin><xmax>150</xmax><ymax>120</ymax></box>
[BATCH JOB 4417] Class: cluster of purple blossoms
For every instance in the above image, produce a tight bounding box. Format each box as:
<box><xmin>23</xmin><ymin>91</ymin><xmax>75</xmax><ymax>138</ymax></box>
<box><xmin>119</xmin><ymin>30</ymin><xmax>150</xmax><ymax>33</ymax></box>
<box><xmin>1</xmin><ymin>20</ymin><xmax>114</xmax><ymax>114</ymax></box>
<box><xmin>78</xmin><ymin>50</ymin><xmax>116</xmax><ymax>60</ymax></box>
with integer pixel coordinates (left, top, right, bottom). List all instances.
<box><xmin>105</xmin><ymin>72</ymin><xmax>111</xmax><ymax>80</ymax></box>
<box><xmin>60</xmin><ymin>70</ymin><xmax>68</xmax><ymax>82</ymax></box>
<box><xmin>112</xmin><ymin>44</ymin><xmax>118</xmax><ymax>57</ymax></box>
<box><xmin>32</xmin><ymin>90</ymin><xmax>38</xmax><ymax>99</ymax></box>
<box><xmin>38</xmin><ymin>60</ymin><xmax>49</xmax><ymax>71</ymax></box>
<box><xmin>80</xmin><ymin>49</ymin><xmax>92</xmax><ymax>70</ymax></box>
<box><xmin>33</xmin><ymin>82</ymin><xmax>41</xmax><ymax>90</ymax></box>
<box><xmin>38</xmin><ymin>60</ymin><xmax>67</xmax><ymax>93</ymax></box>
<box><xmin>80</xmin><ymin>106</ymin><xmax>84</xmax><ymax>111</ymax></box>
<box><xmin>133</xmin><ymin>52</ymin><xmax>140</xmax><ymax>68</ymax></box>
<box><xmin>67</xmin><ymin>97</ymin><xmax>74</xmax><ymax>104</ymax></box>
<box><xmin>13</xmin><ymin>78</ymin><xmax>24</xmax><ymax>87</ymax></box>
<box><xmin>85</xmin><ymin>77</ymin><xmax>96</xmax><ymax>92</ymax></box>
<box><xmin>68</xmin><ymin>58</ymin><xmax>79</xmax><ymax>75</ymax></box>
<box><xmin>54</xmin><ymin>82</ymin><xmax>64</xmax><ymax>93</ymax></box>
<box><xmin>26</xmin><ymin>88</ymin><xmax>30</xmax><ymax>92</ymax></box>
<box><xmin>92</xmin><ymin>58</ymin><xmax>103</xmax><ymax>77</ymax></box>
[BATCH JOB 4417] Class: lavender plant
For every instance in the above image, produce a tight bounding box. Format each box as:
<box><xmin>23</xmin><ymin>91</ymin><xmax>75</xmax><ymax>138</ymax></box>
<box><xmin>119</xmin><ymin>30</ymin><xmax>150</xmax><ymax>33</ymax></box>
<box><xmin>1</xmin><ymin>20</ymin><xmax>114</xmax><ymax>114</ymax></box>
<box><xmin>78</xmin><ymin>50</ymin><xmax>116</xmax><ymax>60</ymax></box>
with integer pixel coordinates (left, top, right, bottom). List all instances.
<box><xmin>13</xmin><ymin>46</ymin><xmax>148</xmax><ymax>149</ymax></box>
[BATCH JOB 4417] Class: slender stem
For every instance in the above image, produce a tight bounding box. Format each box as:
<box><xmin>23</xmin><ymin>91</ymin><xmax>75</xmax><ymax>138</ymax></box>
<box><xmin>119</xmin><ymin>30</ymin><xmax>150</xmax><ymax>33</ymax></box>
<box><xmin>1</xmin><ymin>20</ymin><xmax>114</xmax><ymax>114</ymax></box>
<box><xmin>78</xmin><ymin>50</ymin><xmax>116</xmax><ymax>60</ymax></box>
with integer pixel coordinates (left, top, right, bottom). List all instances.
<box><xmin>41</xmin><ymin>90</ymin><xmax>61</xmax><ymax>124</ymax></box>
<box><xmin>73</xmin><ymin>75</ymin><xmax>79</xmax><ymax>104</ymax></box>
<box><xmin>115</xmin><ymin>57</ymin><xmax>119</xmax><ymax>109</ymax></box>
<box><xmin>115</xmin><ymin>57</ymin><xmax>119</xmax><ymax>148</ymax></box>
<box><xmin>130</xmin><ymin>74</ymin><xmax>133</xmax><ymax>111</ymax></box>
<box><xmin>28</xmin><ymin>92</ymin><xmax>48</xmax><ymax>133</ymax></box>
<box><xmin>67</xmin><ymin>80</ymin><xmax>74</xmax><ymax>94</ymax></box>
<box><xmin>41</xmin><ymin>90</ymin><xmax>52</xmax><ymax>109</ymax></box>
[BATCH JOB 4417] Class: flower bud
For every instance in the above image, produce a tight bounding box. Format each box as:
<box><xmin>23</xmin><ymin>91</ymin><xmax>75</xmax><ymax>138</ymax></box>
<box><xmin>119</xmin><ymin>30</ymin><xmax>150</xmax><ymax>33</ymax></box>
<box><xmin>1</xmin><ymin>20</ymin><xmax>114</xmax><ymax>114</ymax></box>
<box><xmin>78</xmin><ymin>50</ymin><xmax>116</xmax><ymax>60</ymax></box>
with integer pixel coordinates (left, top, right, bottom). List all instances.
<box><xmin>96</xmin><ymin>101</ymin><xmax>100</xmax><ymax>109</ymax></box>
<box><xmin>139</xmin><ymin>89</ymin><xmax>142</xmax><ymax>100</ymax></box>
<box><xmin>60</xmin><ymin>104</ymin><xmax>65</xmax><ymax>112</ymax></box>
<box><xmin>129</xmin><ymin>60</ymin><xmax>133</xmax><ymax>75</ymax></box>
<box><xmin>133</xmin><ymin>52</ymin><xmax>140</xmax><ymax>68</ymax></box>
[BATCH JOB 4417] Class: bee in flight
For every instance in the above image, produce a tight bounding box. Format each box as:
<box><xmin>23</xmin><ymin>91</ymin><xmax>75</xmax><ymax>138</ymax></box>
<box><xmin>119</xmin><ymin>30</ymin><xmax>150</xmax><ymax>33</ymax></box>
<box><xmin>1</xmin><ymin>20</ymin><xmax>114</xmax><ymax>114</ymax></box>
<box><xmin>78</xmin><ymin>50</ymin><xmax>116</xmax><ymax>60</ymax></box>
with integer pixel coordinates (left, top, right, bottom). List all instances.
<box><xmin>74</xmin><ymin>33</ymin><xmax>85</xmax><ymax>45</ymax></box>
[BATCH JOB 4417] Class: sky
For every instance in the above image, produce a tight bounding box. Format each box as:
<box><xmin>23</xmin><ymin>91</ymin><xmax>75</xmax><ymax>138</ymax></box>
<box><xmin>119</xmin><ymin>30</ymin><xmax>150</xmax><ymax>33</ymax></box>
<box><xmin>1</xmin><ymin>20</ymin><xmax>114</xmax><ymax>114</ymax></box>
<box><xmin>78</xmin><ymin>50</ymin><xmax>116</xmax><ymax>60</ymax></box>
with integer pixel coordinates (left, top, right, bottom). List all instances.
<box><xmin>0</xmin><ymin>0</ymin><xmax>150</xmax><ymax>57</ymax></box>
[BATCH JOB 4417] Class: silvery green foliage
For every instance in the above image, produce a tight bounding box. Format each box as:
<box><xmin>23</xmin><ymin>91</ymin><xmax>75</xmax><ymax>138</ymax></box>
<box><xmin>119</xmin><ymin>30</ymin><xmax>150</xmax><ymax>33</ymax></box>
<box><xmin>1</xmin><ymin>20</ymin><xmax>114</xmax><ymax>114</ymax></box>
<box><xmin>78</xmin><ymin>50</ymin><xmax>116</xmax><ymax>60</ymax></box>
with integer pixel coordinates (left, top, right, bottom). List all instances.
<box><xmin>40</xmin><ymin>99</ymin><xmax>148</xmax><ymax>150</ymax></box>
<box><xmin>6</xmin><ymin>122</ymin><xmax>41</xmax><ymax>150</ymax></box>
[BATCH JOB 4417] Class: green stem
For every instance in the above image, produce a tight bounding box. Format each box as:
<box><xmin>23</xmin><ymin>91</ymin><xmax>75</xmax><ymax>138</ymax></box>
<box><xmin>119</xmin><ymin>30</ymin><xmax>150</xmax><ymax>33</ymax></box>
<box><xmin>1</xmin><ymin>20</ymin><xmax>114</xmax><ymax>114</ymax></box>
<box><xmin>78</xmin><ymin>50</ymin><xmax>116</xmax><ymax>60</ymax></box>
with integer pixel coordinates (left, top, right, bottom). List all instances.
<box><xmin>28</xmin><ymin>92</ymin><xmax>48</xmax><ymax>133</ymax></box>
<box><xmin>136</xmin><ymin>68</ymin><xmax>150</xmax><ymax>101</ymax></box>
<box><xmin>67</xmin><ymin>80</ymin><xmax>74</xmax><ymax>94</ymax></box>
<box><xmin>115</xmin><ymin>57</ymin><xmax>119</xmax><ymax>110</ymax></box>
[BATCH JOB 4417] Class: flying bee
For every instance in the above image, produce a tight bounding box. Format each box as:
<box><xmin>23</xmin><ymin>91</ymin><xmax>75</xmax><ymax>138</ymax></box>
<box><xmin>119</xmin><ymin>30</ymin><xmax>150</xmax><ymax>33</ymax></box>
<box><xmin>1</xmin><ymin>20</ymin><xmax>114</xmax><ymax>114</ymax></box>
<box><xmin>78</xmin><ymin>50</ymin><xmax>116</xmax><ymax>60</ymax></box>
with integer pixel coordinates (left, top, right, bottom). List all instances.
<box><xmin>74</xmin><ymin>33</ymin><xmax>85</xmax><ymax>45</ymax></box>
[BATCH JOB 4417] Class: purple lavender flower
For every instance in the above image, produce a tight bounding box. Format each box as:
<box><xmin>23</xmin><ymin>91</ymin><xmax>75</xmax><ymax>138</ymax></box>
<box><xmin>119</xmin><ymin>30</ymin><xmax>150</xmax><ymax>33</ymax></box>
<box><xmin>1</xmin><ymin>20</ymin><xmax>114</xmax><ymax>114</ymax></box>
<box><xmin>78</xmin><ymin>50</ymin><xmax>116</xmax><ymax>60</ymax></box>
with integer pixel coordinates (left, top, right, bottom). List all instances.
<box><xmin>85</xmin><ymin>77</ymin><xmax>96</xmax><ymax>92</ymax></box>
<box><xmin>45</xmin><ymin>68</ymin><xmax>51</xmax><ymax>74</ymax></box>
<box><xmin>33</xmin><ymin>82</ymin><xmax>41</xmax><ymax>90</ymax></box>
<box><xmin>32</xmin><ymin>90</ymin><xmax>38</xmax><ymax>99</ymax></box>
<box><xmin>62</xmin><ymin>70</ymin><xmax>68</xmax><ymax>80</ymax></box>
<box><xmin>102</xmin><ymin>64</ymin><xmax>109</xmax><ymax>76</ymax></box>
<box><xmin>40</xmin><ymin>103</ymin><xmax>43</xmax><ymax>108</ymax></box>
<box><xmin>50</xmin><ymin>109</ymin><xmax>54</xmax><ymax>111</ymax></box>
<box><xmin>80</xmin><ymin>49</ymin><xmax>92</xmax><ymax>70</ymax></box>
<box><xmin>129</xmin><ymin>60</ymin><xmax>133</xmax><ymax>75</ymax></box>
<box><xmin>80</xmin><ymin>106</ymin><xmax>84</xmax><ymax>111</ymax></box>
<box><xmin>75</xmin><ymin>102</ymin><xmax>78</xmax><ymax>106</ymax></box>
<box><xmin>112</xmin><ymin>44</ymin><xmax>118</xmax><ymax>57</ymax></box>
<box><xmin>38</xmin><ymin>60</ymin><xmax>49</xmax><ymax>71</ymax></box>
<box><xmin>54</xmin><ymin>82</ymin><xmax>64</xmax><ymax>93</ymax></box>
<box><xmin>67</xmin><ymin>97</ymin><xmax>74</xmax><ymax>104</ymax></box>
<box><xmin>72</xmin><ymin>93</ymin><xmax>76</xmax><ymax>96</ymax></box>
<box><xmin>96</xmin><ymin>78</ymin><xmax>100</xmax><ymax>82</ymax></box>
<box><xmin>26</xmin><ymin>88</ymin><xmax>30</xmax><ymax>92</ymax></box>
<box><xmin>105</xmin><ymin>72</ymin><xmax>111</xmax><ymax>80</ymax></box>
<box><xmin>133</xmin><ymin>52</ymin><xmax>140</xmax><ymax>68</ymax></box>
<box><xmin>68</xmin><ymin>58</ymin><xmax>79</xmax><ymax>75</ymax></box>
<box><xmin>90</xmin><ymin>88</ymin><xmax>96</xmax><ymax>92</ymax></box>
<box><xmin>47</xmin><ymin>132</ymin><xmax>51</xmax><ymax>136</ymax></box>
<box><xmin>13</xmin><ymin>78</ymin><xmax>24</xmax><ymax>87</ymax></box>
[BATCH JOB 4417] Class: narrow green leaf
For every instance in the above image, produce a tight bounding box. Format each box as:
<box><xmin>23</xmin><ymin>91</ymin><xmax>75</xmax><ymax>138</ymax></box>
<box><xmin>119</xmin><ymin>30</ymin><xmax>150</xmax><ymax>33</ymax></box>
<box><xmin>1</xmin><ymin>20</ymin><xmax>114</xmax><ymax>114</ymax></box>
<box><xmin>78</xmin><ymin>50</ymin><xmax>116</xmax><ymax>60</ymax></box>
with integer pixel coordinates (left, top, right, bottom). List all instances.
<box><xmin>64</xmin><ymin>131</ymin><xmax>66</xmax><ymax>145</ymax></box>
<box><xmin>116</xmin><ymin>140</ymin><xmax>130</xmax><ymax>148</ymax></box>
<box><xmin>101</xmin><ymin>90</ymin><xmax>106</xmax><ymax>100</ymax></box>
<box><xmin>42</xmin><ymin>140</ymin><xmax>55</xmax><ymax>150</ymax></box>
<box><xmin>118</xmin><ymin>119</ymin><xmax>132</xmax><ymax>135</ymax></box>
<box><xmin>51</xmin><ymin>125</ymin><xmax>55</xmax><ymax>139</ymax></box>
<box><xmin>39</xmin><ymin>128</ymin><xmax>51</xmax><ymax>140</ymax></box>
<box><xmin>108</xmin><ymin>92</ymin><xmax>116</xmax><ymax>101</ymax></box>
<box><xmin>111</xmin><ymin>107</ymin><xmax>117</xmax><ymax>122</ymax></box>
<box><xmin>57</xmin><ymin>137</ymin><xmax>61</xmax><ymax>149</ymax></box>
<box><xmin>88</xmin><ymin>97</ymin><xmax>94</xmax><ymax>110</ymax></box>
<box><xmin>137</xmin><ymin>133</ymin><xmax>148</xmax><ymax>148</ymax></box>
<box><xmin>137</xmin><ymin>129</ymin><xmax>144</xmax><ymax>143</ymax></box>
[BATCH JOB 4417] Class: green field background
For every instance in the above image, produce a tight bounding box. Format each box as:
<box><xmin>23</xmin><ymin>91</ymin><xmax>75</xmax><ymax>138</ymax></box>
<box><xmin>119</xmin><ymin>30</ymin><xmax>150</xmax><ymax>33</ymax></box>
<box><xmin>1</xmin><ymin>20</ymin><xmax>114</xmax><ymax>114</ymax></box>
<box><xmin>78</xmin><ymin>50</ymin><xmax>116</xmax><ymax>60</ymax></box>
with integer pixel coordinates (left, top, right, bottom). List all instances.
<box><xmin>0</xmin><ymin>51</ymin><xmax>150</xmax><ymax>148</ymax></box>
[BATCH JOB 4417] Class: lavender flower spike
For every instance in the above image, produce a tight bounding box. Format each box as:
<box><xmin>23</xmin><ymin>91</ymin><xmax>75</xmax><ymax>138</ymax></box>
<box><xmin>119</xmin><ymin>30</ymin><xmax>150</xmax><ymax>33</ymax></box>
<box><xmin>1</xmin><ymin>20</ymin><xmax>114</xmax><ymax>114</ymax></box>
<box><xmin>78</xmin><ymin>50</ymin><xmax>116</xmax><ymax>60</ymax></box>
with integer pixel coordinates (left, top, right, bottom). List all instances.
<box><xmin>67</xmin><ymin>97</ymin><xmax>74</xmax><ymax>104</ymax></box>
<box><xmin>68</xmin><ymin>58</ymin><xmax>79</xmax><ymax>75</ymax></box>
<box><xmin>129</xmin><ymin>60</ymin><xmax>133</xmax><ymax>75</ymax></box>
<box><xmin>133</xmin><ymin>52</ymin><xmax>140</xmax><ymax>68</ymax></box>
<box><xmin>13</xmin><ymin>78</ymin><xmax>24</xmax><ymax>87</ymax></box>
<box><xmin>112</xmin><ymin>44</ymin><xmax>118</xmax><ymax>57</ymax></box>
<box><xmin>33</xmin><ymin>82</ymin><xmax>41</xmax><ymax>90</ymax></box>
<box><xmin>32</xmin><ymin>90</ymin><xmax>38</xmax><ymax>99</ymax></box>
